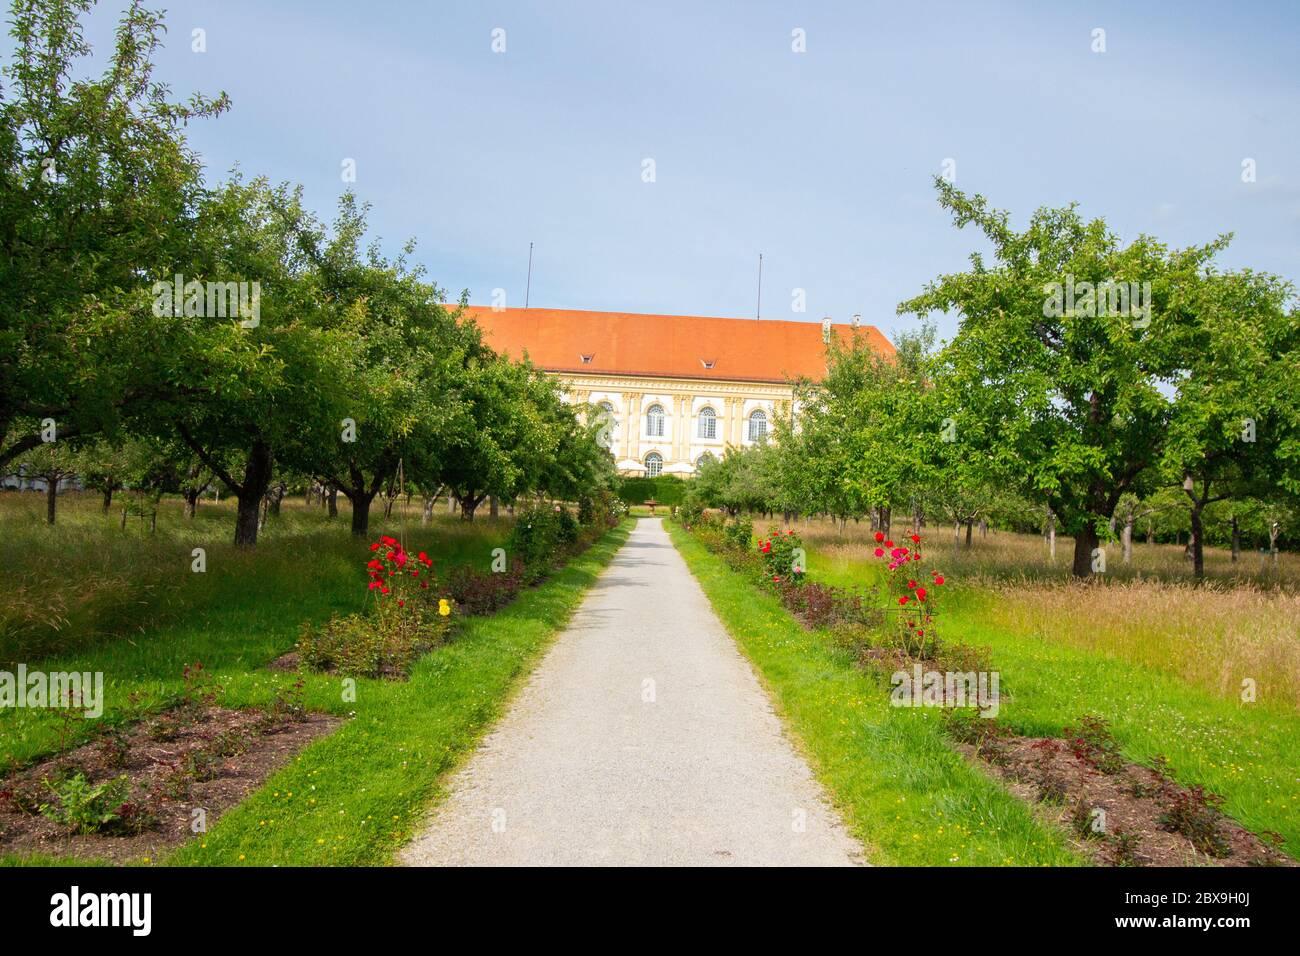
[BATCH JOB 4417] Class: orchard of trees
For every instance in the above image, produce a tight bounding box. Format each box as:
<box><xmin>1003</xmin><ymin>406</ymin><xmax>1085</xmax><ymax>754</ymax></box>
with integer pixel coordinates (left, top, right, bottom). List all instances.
<box><xmin>689</xmin><ymin>180</ymin><xmax>1300</xmax><ymax>579</ymax></box>
<box><xmin>0</xmin><ymin>0</ymin><xmax>614</xmax><ymax>545</ymax></box>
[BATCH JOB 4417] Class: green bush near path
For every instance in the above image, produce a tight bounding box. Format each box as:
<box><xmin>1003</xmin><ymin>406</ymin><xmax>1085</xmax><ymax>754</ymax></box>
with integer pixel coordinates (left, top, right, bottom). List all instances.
<box><xmin>667</xmin><ymin>522</ymin><xmax>1081</xmax><ymax>866</ymax></box>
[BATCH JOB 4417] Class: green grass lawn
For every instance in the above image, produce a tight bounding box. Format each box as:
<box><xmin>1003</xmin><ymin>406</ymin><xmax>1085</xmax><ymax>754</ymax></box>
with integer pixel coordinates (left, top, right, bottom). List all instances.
<box><xmin>809</xmin><ymin>547</ymin><xmax>1300</xmax><ymax>855</ymax></box>
<box><xmin>1</xmin><ymin>491</ymin><xmax>630</xmax><ymax>866</ymax></box>
<box><xmin>667</xmin><ymin>522</ymin><xmax>1081</xmax><ymax>866</ymax></box>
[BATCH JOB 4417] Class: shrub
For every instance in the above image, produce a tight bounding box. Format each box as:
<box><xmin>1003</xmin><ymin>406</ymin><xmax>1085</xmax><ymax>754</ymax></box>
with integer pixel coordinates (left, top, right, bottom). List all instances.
<box><xmin>1159</xmin><ymin>786</ymin><xmax>1231</xmax><ymax>857</ymax></box>
<box><xmin>555</xmin><ymin>504</ymin><xmax>580</xmax><ymax>545</ymax></box>
<box><xmin>677</xmin><ymin>498</ymin><xmax>704</xmax><ymax>527</ymax></box>
<box><xmin>867</xmin><ymin>531</ymin><xmax>946</xmax><ymax>658</ymax></box>
<box><xmin>1063</xmin><ymin>714</ymin><xmax>1126</xmax><ymax>775</ymax></box>
<box><xmin>38</xmin><ymin>772</ymin><xmax>132</xmax><ymax>835</ymax></box>
<box><xmin>616</xmin><ymin>476</ymin><xmax>656</xmax><ymax>505</ymax></box>
<box><xmin>508</xmin><ymin>504</ymin><xmax>561</xmax><ymax>571</ymax></box>
<box><xmin>723</xmin><ymin>515</ymin><xmax>753</xmax><ymax>551</ymax></box>
<box><xmin>447</xmin><ymin>563</ymin><xmax>525</xmax><ymax>615</ymax></box>
<box><xmin>297</xmin><ymin>534</ymin><xmax>458</xmax><ymax>678</ymax></box>
<box><xmin>97</xmin><ymin>727</ymin><xmax>131</xmax><ymax>769</ymax></box>
<box><xmin>758</xmin><ymin>527</ymin><xmax>805</xmax><ymax>585</ymax></box>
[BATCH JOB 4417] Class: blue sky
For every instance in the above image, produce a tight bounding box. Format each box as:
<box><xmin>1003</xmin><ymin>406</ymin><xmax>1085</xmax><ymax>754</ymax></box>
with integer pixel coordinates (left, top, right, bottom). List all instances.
<box><xmin>20</xmin><ymin>0</ymin><xmax>1300</xmax><ymax>344</ymax></box>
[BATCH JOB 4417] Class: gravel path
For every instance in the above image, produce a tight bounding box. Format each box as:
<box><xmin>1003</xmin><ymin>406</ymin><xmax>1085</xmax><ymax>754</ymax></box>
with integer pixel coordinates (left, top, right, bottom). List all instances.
<box><xmin>400</xmin><ymin>517</ymin><xmax>863</xmax><ymax>866</ymax></box>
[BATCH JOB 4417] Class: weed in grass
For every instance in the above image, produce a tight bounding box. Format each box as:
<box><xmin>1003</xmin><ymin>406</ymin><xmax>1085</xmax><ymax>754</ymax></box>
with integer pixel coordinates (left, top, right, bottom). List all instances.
<box><xmin>1158</xmin><ymin>786</ymin><xmax>1231</xmax><ymax>858</ymax></box>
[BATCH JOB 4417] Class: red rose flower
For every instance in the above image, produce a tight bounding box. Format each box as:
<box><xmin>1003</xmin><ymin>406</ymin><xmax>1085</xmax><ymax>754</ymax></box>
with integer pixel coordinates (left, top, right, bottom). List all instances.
<box><xmin>874</xmin><ymin>547</ymin><xmax>885</xmax><ymax>557</ymax></box>
<box><xmin>911</xmin><ymin>534</ymin><xmax>920</xmax><ymax>543</ymax></box>
<box><xmin>898</xmin><ymin>595</ymin><xmax>910</xmax><ymax>605</ymax></box>
<box><xmin>916</xmin><ymin>587</ymin><xmax>927</xmax><ymax>601</ymax></box>
<box><xmin>874</xmin><ymin>531</ymin><xmax>885</xmax><ymax>542</ymax></box>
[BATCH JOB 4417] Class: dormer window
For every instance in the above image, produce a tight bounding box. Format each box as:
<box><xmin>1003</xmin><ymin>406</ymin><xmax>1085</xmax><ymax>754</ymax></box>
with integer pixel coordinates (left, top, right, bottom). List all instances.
<box><xmin>700</xmin><ymin>358</ymin><xmax>716</xmax><ymax>369</ymax></box>
<box><xmin>579</xmin><ymin>354</ymin><xmax>594</xmax><ymax>364</ymax></box>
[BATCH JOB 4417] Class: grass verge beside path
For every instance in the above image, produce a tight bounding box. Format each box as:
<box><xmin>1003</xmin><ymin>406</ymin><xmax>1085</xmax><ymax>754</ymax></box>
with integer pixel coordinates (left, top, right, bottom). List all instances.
<box><xmin>668</xmin><ymin>522</ymin><xmax>1081</xmax><ymax>866</ymax></box>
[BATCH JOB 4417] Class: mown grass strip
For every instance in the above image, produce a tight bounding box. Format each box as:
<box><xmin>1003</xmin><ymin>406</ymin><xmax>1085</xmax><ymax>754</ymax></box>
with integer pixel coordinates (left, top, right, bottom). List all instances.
<box><xmin>667</xmin><ymin>523</ymin><xmax>1080</xmax><ymax>866</ymax></box>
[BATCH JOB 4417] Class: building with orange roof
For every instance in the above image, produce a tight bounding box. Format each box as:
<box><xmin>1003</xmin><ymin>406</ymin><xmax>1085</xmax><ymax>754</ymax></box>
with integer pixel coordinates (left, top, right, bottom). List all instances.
<box><xmin>459</xmin><ymin>306</ymin><xmax>895</xmax><ymax>477</ymax></box>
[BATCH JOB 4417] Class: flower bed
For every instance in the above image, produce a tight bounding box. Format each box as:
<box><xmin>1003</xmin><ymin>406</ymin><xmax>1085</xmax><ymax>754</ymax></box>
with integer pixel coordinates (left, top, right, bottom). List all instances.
<box><xmin>946</xmin><ymin>710</ymin><xmax>1294</xmax><ymax>867</ymax></box>
<box><xmin>292</xmin><ymin>501</ymin><xmax>622</xmax><ymax>679</ymax></box>
<box><xmin>0</xmin><ymin>665</ymin><xmax>340</xmax><ymax>864</ymax></box>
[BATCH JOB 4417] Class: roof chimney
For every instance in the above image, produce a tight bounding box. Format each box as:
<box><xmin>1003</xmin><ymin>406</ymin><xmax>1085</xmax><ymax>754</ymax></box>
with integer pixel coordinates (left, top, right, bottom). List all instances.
<box><xmin>821</xmin><ymin>317</ymin><xmax>832</xmax><ymax>343</ymax></box>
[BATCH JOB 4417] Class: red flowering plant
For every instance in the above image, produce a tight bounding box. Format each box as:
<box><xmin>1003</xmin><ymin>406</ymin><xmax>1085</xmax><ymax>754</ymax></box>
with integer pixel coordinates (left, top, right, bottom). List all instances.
<box><xmin>869</xmin><ymin>530</ymin><xmax>945</xmax><ymax>658</ymax></box>
<box><xmin>758</xmin><ymin>527</ymin><xmax>806</xmax><ymax>587</ymax></box>
<box><xmin>366</xmin><ymin>534</ymin><xmax>453</xmax><ymax>624</ymax></box>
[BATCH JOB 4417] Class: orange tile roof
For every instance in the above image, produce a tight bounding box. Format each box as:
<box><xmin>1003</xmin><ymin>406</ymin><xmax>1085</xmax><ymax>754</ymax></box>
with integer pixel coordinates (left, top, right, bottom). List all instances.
<box><xmin>458</xmin><ymin>306</ymin><xmax>894</xmax><ymax>384</ymax></box>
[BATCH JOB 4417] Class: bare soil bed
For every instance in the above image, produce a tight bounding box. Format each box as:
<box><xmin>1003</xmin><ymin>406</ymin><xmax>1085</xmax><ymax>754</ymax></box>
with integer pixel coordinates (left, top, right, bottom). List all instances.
<box><xmin>0</xmin><ymin>706</ymin><xmax>341</xmax><ymax>864</ymax></box>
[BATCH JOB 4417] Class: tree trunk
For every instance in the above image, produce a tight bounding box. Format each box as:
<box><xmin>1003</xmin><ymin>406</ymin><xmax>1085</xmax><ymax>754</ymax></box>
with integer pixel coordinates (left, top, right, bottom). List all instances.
<box><xmin>1230</xmin><ymin>515</ymin><xmax>1240</xmax><ymax>563</ymax></box>
<box><xmin>1122</xmin><ymin>515</ymin><xmax>1133</xmax><ymax>564</ymax></box>
<box><xmin>964</xmin><ymin>519</ymin><xmax>973</xmax><ymax>548</ymax></box>
<box><xmin>1048</xmin><ymin>514</ymin><xmax>1057</xmax><ymax>561</ymax></box>
<box><xmin>101</xmin><ymin>487</ymin><xmax>113</xmax><ymax>513</ymax></box>
<box><xmin>1189</xmin><ymin>505</ymin><xmax>1205</xmax><ymax>579</ymax></box>
<box><xmin>881</xmin><ymin>505</ymin><xmax>891</xmax><ymax>537</ymax></box>
<box><xmin>327</xmin><ymin>485</ymin><xmax>338</xmax><ymax>518</ymax></box>
<box><xmin>184</xmin><ymin>489</ymin><xmax>200</xmax><ymax>519</ymax></box>
<box><xmin>46</xmin><ymin>479</ymin><xmax>57</xmax><ymax>524</ymax></box>
<box><xmin>233</xmin><ymin>440</ymin><xmax>273</xmax><ymax>548</ymax></box>
<box><xmin>490</xmin><ymin>496</ymin><xmax>499</xmax><ymax>519</ymax></box>
<box><xmin>460</xmin><ymin>496</ymin><xmax>479</xmax><ymax>521</ymax></box>
<box><xmin>348</xmin><ymin>491</ymin><xmax>375</xmax><ymax>536</ymax></box>
<box><xmin>422</xmin><ymin>496</ymin><xmax>434</xmax><ymax>525</ymax></box>
<box><xmin>1071</xmin><ymin>524</ymin><xmax>1099</xmax><ymax>578</ymax></box>
<box><xmin>913</xmin><ymin>502</ymin><xmax>923</xmax><ymax>535</ymax></box>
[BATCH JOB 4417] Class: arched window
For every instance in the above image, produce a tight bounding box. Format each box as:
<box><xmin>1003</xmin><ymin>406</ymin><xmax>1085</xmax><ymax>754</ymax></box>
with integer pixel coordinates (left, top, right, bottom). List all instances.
<box><xmin>697</xmin><ymin>406</ymin><xmax>717</xmax><ymax>439</ymax></box>
<box><xmin>595</xmin><ymin>401</ymin><xmax>616</xmax><ymax>449</ymax></box>
<box><xmin>748</xmin><ymin>409</ymin><xmax>767</xmax><ymax>442</ymax></box>
<box><xmin>645</xmin><ymin>452</ymin><xmax>663</xmax><ymax>477</ymax></box>
<box><xmin>646</xmin><ymin>404</ymin><xmax>665</xmax><ymax>437</ymax></box>
<box><xmin>696</xmin><ymin>452</ymin><xmax>715</xmax><ymax>469</ymax></box>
